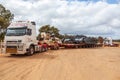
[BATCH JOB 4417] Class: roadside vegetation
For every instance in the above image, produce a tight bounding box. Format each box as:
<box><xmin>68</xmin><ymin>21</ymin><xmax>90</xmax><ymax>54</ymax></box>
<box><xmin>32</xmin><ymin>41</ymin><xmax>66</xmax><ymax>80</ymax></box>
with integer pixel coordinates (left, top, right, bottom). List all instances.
<box><xmin>0</xmin><ymin>4</ymin><xmax>14</xmax><ymax>41</ymax></box>
<box><xmin>37</xmin><ymin>24</ymin><xmax>64</xmax><ymax>39</ymax></box>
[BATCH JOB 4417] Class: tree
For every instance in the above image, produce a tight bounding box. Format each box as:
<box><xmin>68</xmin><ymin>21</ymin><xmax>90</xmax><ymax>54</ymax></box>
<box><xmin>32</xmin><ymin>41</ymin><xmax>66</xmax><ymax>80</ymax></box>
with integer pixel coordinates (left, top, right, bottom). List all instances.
<box><xmin>0</xmin><ymin>4</ymin><xmax>14</xmax><ymax>40</ymax></box>
<box><xmin>38</xmin><ymin>25</ymin><xmax>61</xmax><ymax>39</ymax></box>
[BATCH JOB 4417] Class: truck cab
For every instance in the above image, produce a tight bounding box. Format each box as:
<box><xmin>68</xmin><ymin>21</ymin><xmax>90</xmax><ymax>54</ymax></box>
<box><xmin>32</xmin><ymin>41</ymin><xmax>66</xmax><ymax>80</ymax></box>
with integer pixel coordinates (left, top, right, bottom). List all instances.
<box><xmin>4</xmin><ymin>21</ymin><xmax>40</xmax><ymax>55</ymax></box>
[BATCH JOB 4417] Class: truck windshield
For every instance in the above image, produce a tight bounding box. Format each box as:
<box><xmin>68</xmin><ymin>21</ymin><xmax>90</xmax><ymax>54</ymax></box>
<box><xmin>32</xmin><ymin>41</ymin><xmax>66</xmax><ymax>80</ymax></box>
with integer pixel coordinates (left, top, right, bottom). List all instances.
<box><xmin>6</xmin><ymin>27</ymin><xmax>27</xmax><ymax>36</ymax></box>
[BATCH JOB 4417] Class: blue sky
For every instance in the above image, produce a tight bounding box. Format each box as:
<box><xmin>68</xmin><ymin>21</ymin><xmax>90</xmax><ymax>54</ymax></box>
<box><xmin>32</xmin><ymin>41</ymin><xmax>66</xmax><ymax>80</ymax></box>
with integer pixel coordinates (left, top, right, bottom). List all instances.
<box><xmin>67</xmin><ymin>0</ymin><xmax>119</xmax><ymax>4</ymax></box>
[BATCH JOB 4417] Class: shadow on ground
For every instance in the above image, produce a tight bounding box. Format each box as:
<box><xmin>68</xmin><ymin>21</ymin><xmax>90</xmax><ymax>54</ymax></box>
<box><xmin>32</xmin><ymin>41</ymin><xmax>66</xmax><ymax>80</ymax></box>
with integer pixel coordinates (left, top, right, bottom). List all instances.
<box><xmin>4</xmin><ymin>52</ymin><xmax>58</xmax><ymax>60</ymax></box>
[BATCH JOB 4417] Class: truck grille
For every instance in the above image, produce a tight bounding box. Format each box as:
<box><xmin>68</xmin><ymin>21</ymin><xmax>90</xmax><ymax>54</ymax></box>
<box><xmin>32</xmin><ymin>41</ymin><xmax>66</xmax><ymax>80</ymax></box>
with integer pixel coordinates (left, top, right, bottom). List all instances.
<box><xmin>6</xmin><ymin>40</ymin><xmax>21</xmax><ymax>44</ymax></box>
<box><xmin>7</xmin><ymin>41</ymin><xmax>18</xmax><ymax>44</ymax></box>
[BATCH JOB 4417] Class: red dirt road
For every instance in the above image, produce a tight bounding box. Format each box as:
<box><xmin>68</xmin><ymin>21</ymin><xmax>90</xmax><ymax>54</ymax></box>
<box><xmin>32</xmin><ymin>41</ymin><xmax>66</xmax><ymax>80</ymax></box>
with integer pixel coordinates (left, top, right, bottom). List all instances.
<box><xmin>0</xmin><ymin>47</ymin><xmax>120</xmax><ymax>80</ymax></box>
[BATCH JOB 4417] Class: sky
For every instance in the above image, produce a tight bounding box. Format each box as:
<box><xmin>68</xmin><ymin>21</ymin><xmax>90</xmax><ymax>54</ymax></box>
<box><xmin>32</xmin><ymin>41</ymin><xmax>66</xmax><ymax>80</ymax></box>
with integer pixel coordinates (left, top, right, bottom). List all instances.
<box><xmin>0</xmin><ymin>0</ymin><xmax>120</xmax><ymax>39</ymax></box>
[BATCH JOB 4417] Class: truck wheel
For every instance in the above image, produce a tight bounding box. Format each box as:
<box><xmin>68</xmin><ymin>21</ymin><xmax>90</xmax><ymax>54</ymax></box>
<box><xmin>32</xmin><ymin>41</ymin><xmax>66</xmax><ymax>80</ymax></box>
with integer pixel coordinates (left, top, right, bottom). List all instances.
<box><xmin>45</xmin><ymin>47</ymin><xmax>48</xmax><ymax>51</ymax></box>
<box><xmin>54</xmin><ymin>46</ymin><xmax>58</xmax><ymax>50</ymax></box>
<box><xmin>38</xmin><ymin>47</ymin><xmax>42</xmax><ymax>53</ymax></box>
<box><xmin>42</xmin><ymin>47</ymin><xmax>45</xmax><ymax>52</ymax></box>
<box><xmin>27</xmin><ymin>46</ymin><xmax>34</xmax><ymax>56</ymax></box>
<box><xmin>39</xmin><ymin>47</ymin><xmax>42</xmax><ymax>53</ymax></box>
<box><xmin>57</xmin><ymin>46</ymin><xmax>59</xmax><ymax>50</ymax></box>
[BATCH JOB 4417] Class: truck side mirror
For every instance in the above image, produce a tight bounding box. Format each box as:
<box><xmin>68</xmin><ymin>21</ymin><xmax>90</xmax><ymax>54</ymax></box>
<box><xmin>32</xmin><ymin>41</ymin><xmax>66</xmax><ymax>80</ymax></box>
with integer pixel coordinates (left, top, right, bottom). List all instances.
<box><xmin>27</xmin><ymin>29</ymin><xmax>32</xmax><ymax>35</ymax></box>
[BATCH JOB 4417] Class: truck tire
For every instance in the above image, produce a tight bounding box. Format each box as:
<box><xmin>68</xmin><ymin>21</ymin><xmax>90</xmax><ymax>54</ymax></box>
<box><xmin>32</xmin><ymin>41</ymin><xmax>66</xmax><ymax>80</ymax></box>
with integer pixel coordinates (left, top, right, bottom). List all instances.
<box><xmin>65</xmin><ymin>46</ymin><xmax>67</xmax><ymax>48</ymax></box>
<box><xmin>54</xmin><ymin>46</ymin><xmax>58</xmax><ymax>50</ymax></box>
<box><xmin>27</xmin><ymin>46</ymin><xmax>34</xmax><ymax>56</ymax></box>
<box><xmin>75</xmin><ymin>45</ymin><xmax>78</xmax><ymax>48</ymax></box>
<box><xmin>45</xmin><ymin>47</ymin><xmax>48</xmax><ymax>51</ymax></box>
<box><xmin>56</xmin><ymin>46</ymin><xmax>59</xmax><ymax>50</ymax></box>
<box><xmin>39</xmin><ymin>47</ymin><xmax>42</xmax><ymax>53</ymax></box>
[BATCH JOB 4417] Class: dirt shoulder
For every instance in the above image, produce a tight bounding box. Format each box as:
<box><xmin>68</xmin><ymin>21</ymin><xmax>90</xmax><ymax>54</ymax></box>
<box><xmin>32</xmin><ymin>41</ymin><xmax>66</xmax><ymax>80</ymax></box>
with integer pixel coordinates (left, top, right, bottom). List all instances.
<box><xmin>0</xmin><ymin>47</ymin><xmax>120</xmax><ymax>80</ymax></box>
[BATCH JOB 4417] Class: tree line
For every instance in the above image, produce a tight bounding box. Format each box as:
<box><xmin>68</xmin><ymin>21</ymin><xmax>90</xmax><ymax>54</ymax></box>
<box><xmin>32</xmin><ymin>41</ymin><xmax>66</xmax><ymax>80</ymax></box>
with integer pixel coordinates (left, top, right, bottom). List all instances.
<box><xmin>37</xmin><ymin>24</ymin><xmax>64</xmax><ymax>39</ymax></box>
<box><xmin>0</xmin><ymin>4</ymin><xmax>14</xmax><ymax>41</ymax></box>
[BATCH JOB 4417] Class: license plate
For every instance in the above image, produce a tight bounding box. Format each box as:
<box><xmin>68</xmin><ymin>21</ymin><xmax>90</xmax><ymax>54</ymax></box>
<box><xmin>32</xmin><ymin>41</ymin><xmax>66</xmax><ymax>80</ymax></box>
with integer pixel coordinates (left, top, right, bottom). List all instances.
<box><xmin>6</xmin><ymin>48</ymin><xmax>17</xmax><ymax>53</ymax></box>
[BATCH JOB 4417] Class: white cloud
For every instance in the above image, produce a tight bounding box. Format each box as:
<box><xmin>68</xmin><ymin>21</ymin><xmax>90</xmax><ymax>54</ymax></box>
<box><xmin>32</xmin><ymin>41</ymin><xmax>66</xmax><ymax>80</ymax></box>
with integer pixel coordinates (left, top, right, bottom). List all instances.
<box><xmin>0</xmin><ymin>0</ymin><xmax>120</xmax><ymax>39</ymax></box>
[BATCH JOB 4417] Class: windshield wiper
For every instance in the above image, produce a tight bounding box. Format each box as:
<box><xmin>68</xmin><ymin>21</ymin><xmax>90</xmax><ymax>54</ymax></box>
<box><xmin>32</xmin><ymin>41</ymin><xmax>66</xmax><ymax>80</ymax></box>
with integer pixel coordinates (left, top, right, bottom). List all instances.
<box><xmin>6</xmin><ymin>33</ymin><xmax>15</xmax><ymax>36</ymax></box>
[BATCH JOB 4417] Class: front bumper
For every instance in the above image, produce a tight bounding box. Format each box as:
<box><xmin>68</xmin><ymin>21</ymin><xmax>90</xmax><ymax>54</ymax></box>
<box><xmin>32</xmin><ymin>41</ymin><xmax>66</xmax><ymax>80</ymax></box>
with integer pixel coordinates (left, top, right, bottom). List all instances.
<box><xmin>5</xmin><ymin>43</ymin><xmax>26</xmax><ymax>54</ymax></box>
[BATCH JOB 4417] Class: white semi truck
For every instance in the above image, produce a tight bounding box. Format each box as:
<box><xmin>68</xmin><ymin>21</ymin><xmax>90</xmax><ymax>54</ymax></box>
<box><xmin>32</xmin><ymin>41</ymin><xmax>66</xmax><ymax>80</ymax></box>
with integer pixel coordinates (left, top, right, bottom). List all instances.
<box><xmin>3</xmin><ymin>21</ymin><xmax>42</xmax><ymax>55</ymax></box>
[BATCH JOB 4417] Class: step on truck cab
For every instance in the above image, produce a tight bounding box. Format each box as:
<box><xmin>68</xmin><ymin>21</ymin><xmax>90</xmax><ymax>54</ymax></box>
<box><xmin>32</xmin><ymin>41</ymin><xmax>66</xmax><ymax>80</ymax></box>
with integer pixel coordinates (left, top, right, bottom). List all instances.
<box><xmin>4</xmin><ymin>21</ymin><xmax>41</xmax><ymax>55</ymax></box>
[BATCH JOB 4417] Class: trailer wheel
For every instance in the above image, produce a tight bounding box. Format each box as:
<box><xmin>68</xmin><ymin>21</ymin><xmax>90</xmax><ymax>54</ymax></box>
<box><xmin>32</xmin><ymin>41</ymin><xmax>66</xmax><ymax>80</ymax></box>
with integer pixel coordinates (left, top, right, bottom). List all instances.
<box><xmin>27</xmin><ymin>46</ymin><xmax>34</xmax><ymax>56</ymax></box>
<box><xmin>65</xmin><ymin>46</ymin><xmax>67</xmax><ymax>48</ymax></box>
<box><xmin>42</xmin><ymin>47</ymin><xmax>45</xmax><ymax>52</ymax></box>
<box><xmin>38</xmin><ymin>47</ymin><xmax>42</xmax><ymax>53</ymax></box>
<box><xmin>57</xmin><ymin>46</ymin><xmax>59</xmax><ymax>50</ymax></box>
<box><xmin>75</xmin><ymin>45</ymin><xmax>78</xmax><ymax>48</ymax></box>
<box><xmin>50</xmin><ymin>46</ymin><xmax>54</xmax><ymax>50</ymax></box>
<box><xmin>46</xmin><ymin>47</ymin><xmax>48</xmax><ymax>51</ymax></box>
<box><xmin>54</xmin><ymin>46</ymin><xmax>59</xmax><ymax>50</ymax></box>
<box><xmin>44</xmin><ymin>47</ymin><xmax>48</xmax><ymax>51</ymax></box>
